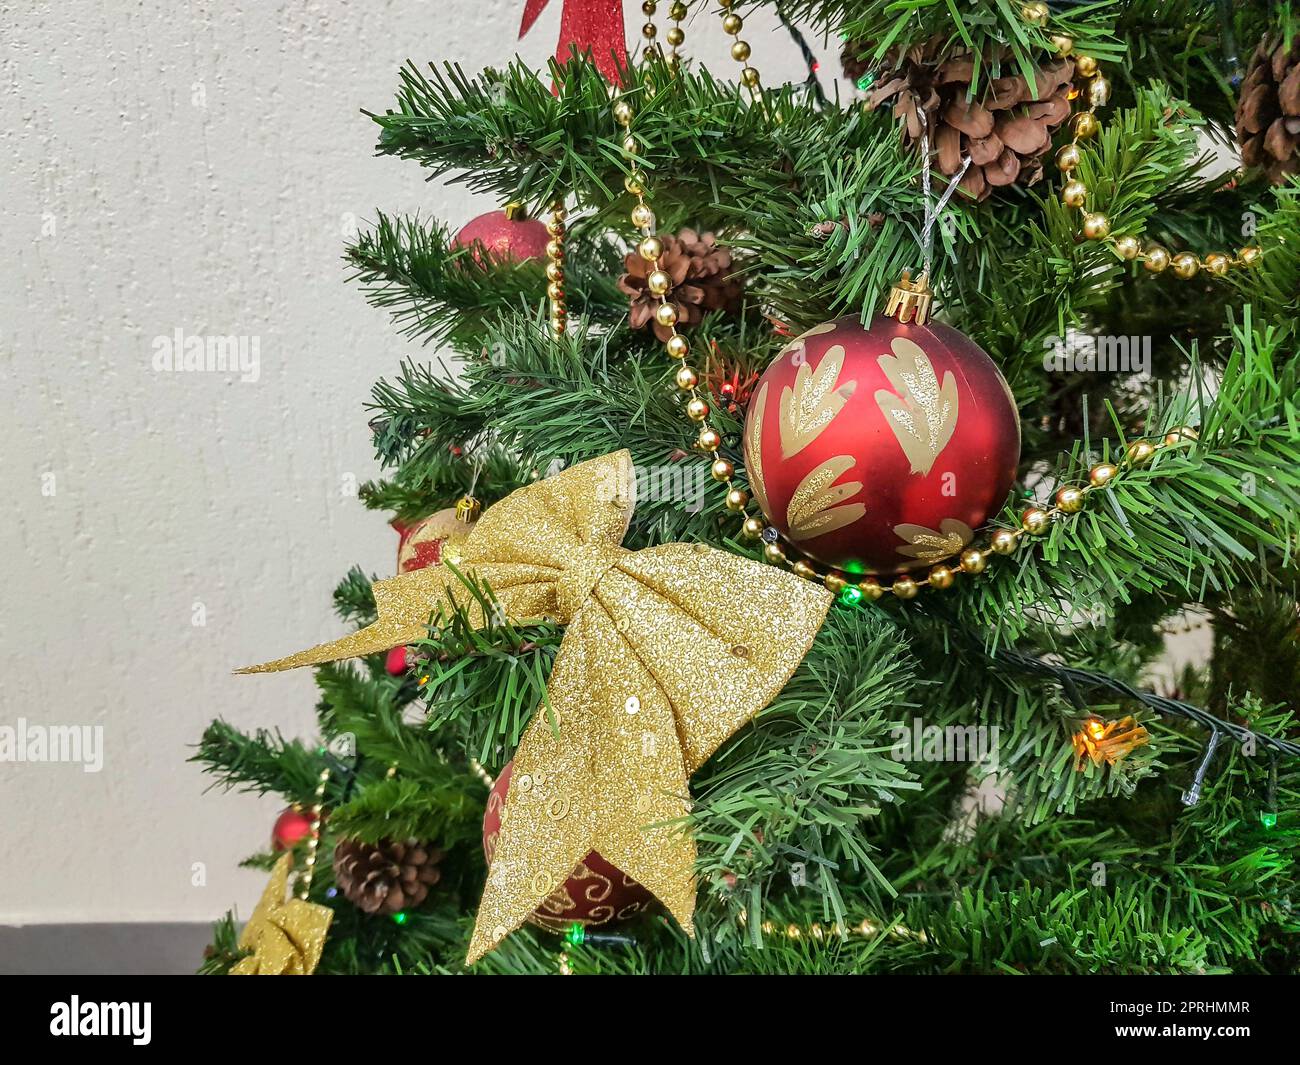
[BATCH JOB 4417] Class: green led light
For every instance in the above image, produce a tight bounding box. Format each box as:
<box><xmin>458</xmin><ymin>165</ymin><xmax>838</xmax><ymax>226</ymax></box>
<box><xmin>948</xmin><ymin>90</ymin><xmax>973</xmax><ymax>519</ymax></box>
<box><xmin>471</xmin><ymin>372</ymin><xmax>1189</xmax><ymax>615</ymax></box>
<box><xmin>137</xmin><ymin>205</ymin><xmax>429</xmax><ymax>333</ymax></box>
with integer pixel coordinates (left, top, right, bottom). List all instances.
<box><xmin>843</xmin><ymin>559</ymin><xmax>865</xmax><ymax>575</ymax></box>
<box><xmin>856</xmin><ymin>73</ymin><xmax>876</xmax><ymax>91</ymax></box>
<box><xmin>1261</xmin><ymin>811</ymin><xmax>1278</xmax><ymax>829</ymax></box>
<box><xmin>838</xmin><ymin>586</ymin><xmax>863</xmax><ymax>608</ymax></box>
<box><xmin>564</xmin><ymin>922</ymin><xmax>586</xmax><ymax>947</ymax></box>
<box><xmin>392</xmin><ymin>911</ymin><xmax>408</xmax><ymax>925</ymax></box>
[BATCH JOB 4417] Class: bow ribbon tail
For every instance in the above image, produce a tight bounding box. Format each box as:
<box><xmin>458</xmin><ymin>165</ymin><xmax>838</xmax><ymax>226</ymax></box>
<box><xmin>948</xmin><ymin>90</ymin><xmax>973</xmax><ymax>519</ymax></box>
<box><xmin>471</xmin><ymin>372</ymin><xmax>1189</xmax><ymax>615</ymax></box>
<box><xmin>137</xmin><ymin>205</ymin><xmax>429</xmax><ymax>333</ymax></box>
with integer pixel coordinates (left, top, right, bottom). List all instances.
<box><xmin>236</xmin><ymin>562</ymin><xmax>564</xmax><ymax>674</ymax></box>
<box><xmin>570</xmin><ymin>597</ymin><xmax>698</xmax><ymax>929</ymax></box>
<box><xmin>467</xmin><ymin>606</ymin><xmax>697</xmax><ymax>964</ymax></box>
<box><xmin>235</xmin><ymin>566</ymin><xmax>457</xmax><ymax>673</ymax></box>
<box><xmin>466</xmin><ymin>543</ymin><xmax>832</xmax><ymax>963</ymax></box>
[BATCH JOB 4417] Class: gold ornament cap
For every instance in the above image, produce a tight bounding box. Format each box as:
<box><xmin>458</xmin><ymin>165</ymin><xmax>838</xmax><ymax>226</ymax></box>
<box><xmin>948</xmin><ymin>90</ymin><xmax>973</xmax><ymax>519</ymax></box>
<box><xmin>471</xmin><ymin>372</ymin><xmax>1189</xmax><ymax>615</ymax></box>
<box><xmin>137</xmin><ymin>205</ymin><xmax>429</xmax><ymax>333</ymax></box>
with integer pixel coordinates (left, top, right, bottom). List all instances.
<box><xmin>885</xmin><ymin>269</ymin><xmax>932</xmax><ymax>326</ymax></box>
<box><xmin>503</xmin><ymin>201</ymin><xmax>527</xmax><ymax>221</ymax></box>
<box><xmin>456</xmin><ymin>494</ymin><xmax>483</xmax><ymax>523</ymax></box>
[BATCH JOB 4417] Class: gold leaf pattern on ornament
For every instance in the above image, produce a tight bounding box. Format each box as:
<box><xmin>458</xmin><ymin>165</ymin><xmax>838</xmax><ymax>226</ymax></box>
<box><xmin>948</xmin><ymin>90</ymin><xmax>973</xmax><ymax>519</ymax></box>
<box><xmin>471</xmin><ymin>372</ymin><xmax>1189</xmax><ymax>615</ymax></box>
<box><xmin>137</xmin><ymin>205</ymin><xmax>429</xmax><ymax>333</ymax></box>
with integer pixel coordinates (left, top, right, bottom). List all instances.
<box><xmin>874</xmin><ymin>337</ymin><xmax>959</xmax><ymax>475</ymax></box>
<box><xmin>894</xmin><ymin>518</ymin><xmax>975</xmax><ymax>562</ymax></box>
<box><xmin>776</xmin><ymin>321</ymin><xmax>838</xmax><ymax>366</ymax></box>
<box><xmin>744</xmin><ymin>381</ymin><xmax>772</xmax><ymax>520</ymax></box>
<box><xmin>778</xmin><ymin>344</ymin><xmax>858</xmax><ymax>459</ymax></box>
<box><xmin>786</xmin><ymin>455</ymin><xmax>866</xmax><ymax>541</ymax></box>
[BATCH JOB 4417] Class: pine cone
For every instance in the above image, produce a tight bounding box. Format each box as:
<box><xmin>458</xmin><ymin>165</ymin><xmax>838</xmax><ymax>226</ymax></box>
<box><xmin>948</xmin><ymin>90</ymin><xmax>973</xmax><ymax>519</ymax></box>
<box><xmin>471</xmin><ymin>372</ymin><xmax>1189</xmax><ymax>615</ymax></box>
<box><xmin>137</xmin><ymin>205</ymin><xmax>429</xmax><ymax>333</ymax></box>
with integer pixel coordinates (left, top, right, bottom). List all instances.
<box><xmin>333</xmin><ymin>838</ymin><xmax>443</xmax><ymax>915</ymax></box>
<box><xmin>1236</xmin><ymin>32</ymin><xmax>1300</xmax><ymax>185</ymax></box>
<box><xmin>855</xmin><ymin>36</ymin><xmax>1075</xmax><ymax>201</ymax></box>
<box><xmin>618</xmin><ymin>229</ymin><xmax>743</xmax><ymax>342</ymax></box>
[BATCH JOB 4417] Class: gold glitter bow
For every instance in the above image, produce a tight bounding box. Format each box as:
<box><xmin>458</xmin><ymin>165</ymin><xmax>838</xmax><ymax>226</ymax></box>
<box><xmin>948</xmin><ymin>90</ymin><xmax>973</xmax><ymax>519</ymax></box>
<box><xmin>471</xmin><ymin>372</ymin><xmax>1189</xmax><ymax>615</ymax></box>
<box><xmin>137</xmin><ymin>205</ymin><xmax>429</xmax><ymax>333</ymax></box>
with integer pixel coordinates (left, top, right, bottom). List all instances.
<box><xmin>239</xmin><ymin>451</ymin><xmax>832</xmax><ymax>963</ymax></box>
<box><xmin>229</xmin><ymin>854</ymin><xmax>332</xmax><ymax>975</ymax></box>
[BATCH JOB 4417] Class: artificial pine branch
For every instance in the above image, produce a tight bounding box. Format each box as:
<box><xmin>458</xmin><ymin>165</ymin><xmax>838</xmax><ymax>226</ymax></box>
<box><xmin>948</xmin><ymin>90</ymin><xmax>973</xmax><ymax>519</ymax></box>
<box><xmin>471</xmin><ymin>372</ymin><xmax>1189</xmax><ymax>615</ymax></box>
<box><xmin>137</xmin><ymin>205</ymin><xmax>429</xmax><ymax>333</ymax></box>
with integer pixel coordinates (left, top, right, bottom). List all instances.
<box><xmin>1228</xmin><ymin>177</ymin><xmax>1300</xmax><ymax>326</ymax></box>
<box><xmin>333</xmin><ymin>566</ymin><xmax>378</xmax><ymax>626</ymax></box>
<box><xmin>192</xmin><ymin>722</ymin><xmax>328</xmax><ymax>806</ymax></box>
<box><xmin>359</xmin><ymin>441</ymin><xmax>530</xmax><ymax>522</ymax></box>
<box><xmin>346</xmin><ymin>211</ymin><xmax>626</xmax><ymax>350</ymax></box>
<box><xmin>327</xmin><ymin>773</ymin><xmax>484</xmax><ymax>847</ymax></box>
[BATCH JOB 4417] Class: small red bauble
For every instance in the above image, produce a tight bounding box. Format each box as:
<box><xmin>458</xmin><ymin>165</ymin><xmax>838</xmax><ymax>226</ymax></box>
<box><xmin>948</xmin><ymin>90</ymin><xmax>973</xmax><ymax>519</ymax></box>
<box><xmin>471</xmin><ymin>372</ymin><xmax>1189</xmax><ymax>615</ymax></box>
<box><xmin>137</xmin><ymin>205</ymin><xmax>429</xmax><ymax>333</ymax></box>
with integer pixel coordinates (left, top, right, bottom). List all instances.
<box><xmin>452</xmin><ymin>209</ymin><xmax>549</xmax><ymax>265</ymax></box>
<box><xmin>482</xmin><ymin>761</ymin><xmax>655</xmax><ymax>933</ymax></box>
<box><xmin>271</xmin><ymin>806</ymin><xmax>314</xmax><ymax>852</ymax></box>
<box><xmin>385</xmin><ymin>645</ymin><xmax>411</xmax><ymax>676</ymax></box>
<box><xmin>742</xmin><ymin>315</ymin><xmax>1020</xmax><ymax>575</ymax></box>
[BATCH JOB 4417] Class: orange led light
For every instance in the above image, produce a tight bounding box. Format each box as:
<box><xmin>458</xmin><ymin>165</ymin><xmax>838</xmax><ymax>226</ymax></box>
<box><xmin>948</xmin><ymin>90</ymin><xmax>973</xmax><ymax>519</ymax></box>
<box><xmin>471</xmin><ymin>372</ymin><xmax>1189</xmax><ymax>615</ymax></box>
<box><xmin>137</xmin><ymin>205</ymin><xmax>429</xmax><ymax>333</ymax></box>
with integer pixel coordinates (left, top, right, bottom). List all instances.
<box><xmin>1072</xmin><ymin>715</ymin><xmax>1149</xmax><ymax>771</ymax></box>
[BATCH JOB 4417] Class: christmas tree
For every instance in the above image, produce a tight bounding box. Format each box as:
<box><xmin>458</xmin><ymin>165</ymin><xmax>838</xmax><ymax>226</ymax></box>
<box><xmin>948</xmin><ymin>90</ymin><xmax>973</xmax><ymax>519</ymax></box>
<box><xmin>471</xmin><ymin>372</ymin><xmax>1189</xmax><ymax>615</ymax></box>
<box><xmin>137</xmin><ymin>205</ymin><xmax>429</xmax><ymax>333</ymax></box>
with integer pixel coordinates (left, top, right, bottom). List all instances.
<box><xmin>196</xmin><ymin>1</ymin><xmax>1300</xmax><ymax>976</ymax></box>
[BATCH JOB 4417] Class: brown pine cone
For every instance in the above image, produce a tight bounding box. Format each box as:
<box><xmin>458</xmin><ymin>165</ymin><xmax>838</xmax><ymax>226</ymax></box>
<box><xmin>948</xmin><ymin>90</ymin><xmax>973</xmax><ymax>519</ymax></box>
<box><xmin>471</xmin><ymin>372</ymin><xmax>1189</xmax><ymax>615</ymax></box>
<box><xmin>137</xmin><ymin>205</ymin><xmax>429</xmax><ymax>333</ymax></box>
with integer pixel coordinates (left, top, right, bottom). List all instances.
<box><xmin>855</xmin><ymin>36</ymin><xmax>1075</xmax><ymax>201</ymax></box>
<box><xmin>333</xmin><ymin>838</ymin><xmax>443</xmax><ymax>915</ymax></box>
<box><xmin>618</xmin><ymin>229</ymin><xmax>743</xmax><ymax>342</ymax></box>
<box><xmin>1236</xmin><ymin>32</ymin><xmax>1300</xmax><ymax>185</ymax></box>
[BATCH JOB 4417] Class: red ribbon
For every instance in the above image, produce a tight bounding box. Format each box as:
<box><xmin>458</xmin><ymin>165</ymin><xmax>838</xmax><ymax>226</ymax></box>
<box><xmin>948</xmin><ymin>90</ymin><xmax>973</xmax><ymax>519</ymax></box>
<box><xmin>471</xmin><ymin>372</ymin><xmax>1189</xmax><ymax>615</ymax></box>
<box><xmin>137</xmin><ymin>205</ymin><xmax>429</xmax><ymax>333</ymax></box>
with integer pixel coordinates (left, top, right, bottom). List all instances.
<box><xmin>519</xmin><ymin>0</ymin><xmax>627</xmax><ymax>84</ymax></box>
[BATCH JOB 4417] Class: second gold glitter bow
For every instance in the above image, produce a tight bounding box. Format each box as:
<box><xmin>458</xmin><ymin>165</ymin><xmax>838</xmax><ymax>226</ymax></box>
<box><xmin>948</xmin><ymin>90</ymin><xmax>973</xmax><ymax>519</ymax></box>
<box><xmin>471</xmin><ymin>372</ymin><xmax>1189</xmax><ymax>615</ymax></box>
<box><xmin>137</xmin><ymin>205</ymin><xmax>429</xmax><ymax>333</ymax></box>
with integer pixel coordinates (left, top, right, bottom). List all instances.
<box><xmin>240</xmin><ymin>450</ymin><xmax>832</xmax><ymax>962</ymax></box>
<box><xmin>230</xmin><ymin>854</ymin><xmax>332</xmax><ymax>975</ymax></box>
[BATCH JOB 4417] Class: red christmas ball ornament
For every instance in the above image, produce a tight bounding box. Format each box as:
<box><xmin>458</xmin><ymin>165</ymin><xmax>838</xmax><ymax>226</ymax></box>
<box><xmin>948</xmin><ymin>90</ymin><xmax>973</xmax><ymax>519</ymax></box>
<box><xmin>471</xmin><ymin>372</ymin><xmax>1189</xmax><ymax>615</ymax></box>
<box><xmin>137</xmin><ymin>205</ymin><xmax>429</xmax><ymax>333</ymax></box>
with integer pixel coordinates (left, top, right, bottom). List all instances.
<box><xmin>742</xmin><ymin>314</ymin><xmax>1019</xmax><ymax>576</ymax></box>
<box><xmin>452</xmin><ymin>206</ymin><xmax>549</xmax><ymax>265</ymax></box>
<box><xmin>271</xmin><ymin>806</ymin><xmax>314</xmax><ymax>852</ymax></box>
<box><xmin>395</xmin><ymin>506</ymin><xmax>477</xmax><ymax>575</ymax></box>
<box><xmin>387</xmin><ymin>504</ymin><xmax>479</xmax><ymax>673</ymax></box>
<box><xmin>482</xmin><ymin>761</ymin><xmax>655</xmax><ymax>933</ymax></box>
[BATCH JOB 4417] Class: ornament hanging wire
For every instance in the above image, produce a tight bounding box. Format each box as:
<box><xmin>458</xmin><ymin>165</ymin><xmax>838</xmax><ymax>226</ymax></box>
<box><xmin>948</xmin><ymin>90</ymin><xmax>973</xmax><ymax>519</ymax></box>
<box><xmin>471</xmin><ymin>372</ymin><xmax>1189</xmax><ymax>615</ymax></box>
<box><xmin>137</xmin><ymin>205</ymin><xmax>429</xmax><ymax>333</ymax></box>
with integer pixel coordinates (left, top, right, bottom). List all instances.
<box><xmin>916</xmin><ymin>103</ymin><xmax>972</xmax><ymax>280</ymax></box>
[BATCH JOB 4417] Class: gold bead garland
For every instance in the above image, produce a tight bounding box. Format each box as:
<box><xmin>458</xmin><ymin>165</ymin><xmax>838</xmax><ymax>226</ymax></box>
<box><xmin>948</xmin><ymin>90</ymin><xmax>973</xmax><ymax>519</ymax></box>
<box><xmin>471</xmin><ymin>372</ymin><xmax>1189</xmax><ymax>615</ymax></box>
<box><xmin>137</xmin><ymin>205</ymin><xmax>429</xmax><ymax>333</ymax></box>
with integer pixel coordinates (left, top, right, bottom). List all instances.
<box><xmin>613</xmin><ymin>98</ymin><xmax>715</xmax><ymax>458</ymax></box>
<box><xmin>737</xmin><ymin>909</ymin><xmax>928</xmax><ymax>945</ymax></box>
<box><xmin>716</xmin><ymin>0</ymin><xmax>764</xmax><ymax>101</ymax></box>
<box><xmin>613</xmin><ymin>94</ymin><xmax>795</xmax><ymax>574</ymax></box>
<box><xmin>296</xmin><ymin>764</ymin><xmax>331</xmax><ymax>900</ymax></box>
<box><xmin>545</xmin><ymin>202</ymin><xmax>566</xmax><ymax>338</ymax></box>
<box><xmin>1031</xmin><ymin>9</ymin><xmax>1263</xmax><ymax>276</ymax></box>
<box><xmin>640</xmin><ymin>1</ymin><xmax>660</xmax><ymax>60</ymax></box>
<box><xmin>641</xmin><ymin>1</ymin><xmax>689</xmax><ymax>68</ymax></box>
<box><xmin>469</xmin><ymin>758</ymin><xmax>495</xmax><ymax>789</ymax></box>
<box><xmin>866</xmin><ymin>426</ymin><xmax>1201</xmax><ymax>600</ymax></box>
<box><xmin>554</xmin><ymin>909</ymin><xmax>927</xmax><ymax>971</ymax></box>
<box><xmin>667</xmin><ymin>1</ymin><xmax>688</xmax><ymax>64</ymax></box>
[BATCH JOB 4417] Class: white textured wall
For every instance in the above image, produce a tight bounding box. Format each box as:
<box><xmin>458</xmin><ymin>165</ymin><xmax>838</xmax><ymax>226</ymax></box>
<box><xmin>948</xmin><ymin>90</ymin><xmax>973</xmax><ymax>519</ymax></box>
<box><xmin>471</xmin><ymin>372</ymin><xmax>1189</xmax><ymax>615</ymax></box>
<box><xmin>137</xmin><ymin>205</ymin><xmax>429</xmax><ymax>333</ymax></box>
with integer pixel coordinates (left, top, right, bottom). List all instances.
<box><xmin>0</xmin><ymin>2</ymin><xmax>837</xmax><ymax>922</ymax></box>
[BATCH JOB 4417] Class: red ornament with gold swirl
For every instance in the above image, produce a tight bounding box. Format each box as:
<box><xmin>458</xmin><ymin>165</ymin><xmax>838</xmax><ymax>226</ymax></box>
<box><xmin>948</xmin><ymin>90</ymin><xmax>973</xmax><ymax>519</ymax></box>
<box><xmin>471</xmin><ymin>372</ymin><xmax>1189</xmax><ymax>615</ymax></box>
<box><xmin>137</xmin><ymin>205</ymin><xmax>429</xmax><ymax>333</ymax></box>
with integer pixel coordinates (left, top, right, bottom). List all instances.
<box><xmin>742</xmin><ymin>314</ymin><xmax>1020</xmax><ymax>576</ymax></box>
<box><xmin>482</xmin><ymin>760</ymin><xmax>655</xmax><ymax>933</ymax></box>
